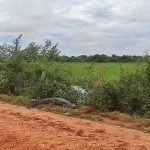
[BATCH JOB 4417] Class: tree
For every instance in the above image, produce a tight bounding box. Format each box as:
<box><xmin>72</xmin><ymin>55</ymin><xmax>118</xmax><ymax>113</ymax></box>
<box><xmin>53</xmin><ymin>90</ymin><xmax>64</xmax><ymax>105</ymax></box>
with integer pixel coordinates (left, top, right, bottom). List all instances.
<box><xmin>41</xmin><ymin>40</ymin><xmax>60</xmax><ymax>60</ymax></box>
<box><xmin>13</xmin><ymin>34</ymin><xmax>22</xmax><ymax>53</ymax></box>
<box><xmin>22</xmin><ymin>42</ymin><xmax>40</xmax><ymax>61</ymax></box>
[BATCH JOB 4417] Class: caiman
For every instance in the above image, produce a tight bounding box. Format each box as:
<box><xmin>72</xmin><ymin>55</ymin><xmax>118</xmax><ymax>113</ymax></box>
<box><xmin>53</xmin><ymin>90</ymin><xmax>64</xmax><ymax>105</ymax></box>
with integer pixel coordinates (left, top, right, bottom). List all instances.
<box><xmin>28</xmin><ymin>97</ymin><xmax>76</xmax><ymax>108</ymax></box>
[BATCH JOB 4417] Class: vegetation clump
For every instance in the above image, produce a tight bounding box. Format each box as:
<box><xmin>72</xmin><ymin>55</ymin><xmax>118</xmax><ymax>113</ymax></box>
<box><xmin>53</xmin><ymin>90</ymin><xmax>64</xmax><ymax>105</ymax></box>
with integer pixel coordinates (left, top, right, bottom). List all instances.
<box><xmin>0</xmin><ymin>37</ymin><xmax>150</xmax><ymax>116</ymax></box>
<box><xmin>87</xmin><ymin>62</ymin><xmax>150</xmax><ymax>116</ymax></box>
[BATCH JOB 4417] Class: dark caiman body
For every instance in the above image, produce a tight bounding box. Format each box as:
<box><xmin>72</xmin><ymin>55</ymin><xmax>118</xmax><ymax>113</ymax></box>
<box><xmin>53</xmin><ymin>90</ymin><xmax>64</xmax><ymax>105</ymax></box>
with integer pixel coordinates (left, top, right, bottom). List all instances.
<box><xmin>28</xmin><ymin>97</ymin><xmax>76</xmax><ymax>108</ymax></box>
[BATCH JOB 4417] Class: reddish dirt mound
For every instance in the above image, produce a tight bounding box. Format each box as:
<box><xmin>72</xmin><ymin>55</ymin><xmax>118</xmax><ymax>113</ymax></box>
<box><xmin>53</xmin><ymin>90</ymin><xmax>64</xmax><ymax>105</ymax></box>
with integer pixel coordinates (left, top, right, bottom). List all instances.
<box><xmin>0</xmin><ymin>102</ymin><xmax>149</xmax><ymax>150</ymax></box>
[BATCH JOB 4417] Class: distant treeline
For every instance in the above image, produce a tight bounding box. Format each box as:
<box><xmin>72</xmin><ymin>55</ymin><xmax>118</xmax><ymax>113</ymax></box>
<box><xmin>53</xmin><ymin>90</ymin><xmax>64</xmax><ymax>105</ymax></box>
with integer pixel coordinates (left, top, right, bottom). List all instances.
<box><xmin>0</xmin><ymin>36</ymin><xmax>149</xmax><ymax>63</ymax></box>
<box><xmin>58</xmin><ymin>54</ymin><xmax>146</xmax><ymax>62</ymax></box>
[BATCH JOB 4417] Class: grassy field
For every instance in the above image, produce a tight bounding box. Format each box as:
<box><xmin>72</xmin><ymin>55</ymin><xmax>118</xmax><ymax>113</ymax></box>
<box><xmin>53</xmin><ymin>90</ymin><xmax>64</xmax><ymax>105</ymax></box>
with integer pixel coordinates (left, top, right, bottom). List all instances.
<box><xmin>23</xmin><ymin>61</ymin><xmax>146</xmax><ymax>85</ymax></box>
<box><xmin>60</xmin><ymin>62</ymin><xmax>146</xmax><ymax>85</ymax></box>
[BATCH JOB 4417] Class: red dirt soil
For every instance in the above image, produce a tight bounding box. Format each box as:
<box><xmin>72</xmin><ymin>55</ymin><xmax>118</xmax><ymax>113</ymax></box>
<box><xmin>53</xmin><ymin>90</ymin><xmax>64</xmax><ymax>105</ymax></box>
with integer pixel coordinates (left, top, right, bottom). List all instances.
<box><xmin>0</xmin><ymin>102</ymin><xmax>149</xmax><ymax>150</ymax></box>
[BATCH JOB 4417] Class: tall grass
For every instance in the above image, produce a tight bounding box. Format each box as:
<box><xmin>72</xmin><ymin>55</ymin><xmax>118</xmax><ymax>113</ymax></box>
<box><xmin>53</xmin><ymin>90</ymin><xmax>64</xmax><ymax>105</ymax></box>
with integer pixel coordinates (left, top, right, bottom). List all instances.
<box><xmin>61</xmin><ymin>62</ymin><xmax>145</xmax><ymax>85</ymax></box>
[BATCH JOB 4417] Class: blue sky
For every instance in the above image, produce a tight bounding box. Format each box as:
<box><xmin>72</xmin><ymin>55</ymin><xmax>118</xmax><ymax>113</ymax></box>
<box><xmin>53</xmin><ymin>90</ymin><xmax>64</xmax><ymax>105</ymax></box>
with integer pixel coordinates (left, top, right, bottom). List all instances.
<box><xmin>0</xmin><ymin>0</ymin><xmax>150</xmax><ymax>56</ymax></box>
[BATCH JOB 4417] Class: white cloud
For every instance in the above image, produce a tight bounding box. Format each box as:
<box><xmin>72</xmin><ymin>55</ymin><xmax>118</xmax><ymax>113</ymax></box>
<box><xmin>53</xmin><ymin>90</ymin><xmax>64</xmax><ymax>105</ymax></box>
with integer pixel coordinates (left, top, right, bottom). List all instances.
<box><xmin>0</xmin><ymin>0</ymin><xmax>150</xmax><ymax>55</ymax></box>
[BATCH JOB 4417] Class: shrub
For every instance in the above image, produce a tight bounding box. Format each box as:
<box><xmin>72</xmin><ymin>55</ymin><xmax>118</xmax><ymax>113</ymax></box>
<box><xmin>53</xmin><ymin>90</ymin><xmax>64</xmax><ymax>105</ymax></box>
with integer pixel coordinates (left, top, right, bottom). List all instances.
<box><xmin>87</xmin><ymin>62</ymin><xmax>150</xmax><ymax>115</ymax></box>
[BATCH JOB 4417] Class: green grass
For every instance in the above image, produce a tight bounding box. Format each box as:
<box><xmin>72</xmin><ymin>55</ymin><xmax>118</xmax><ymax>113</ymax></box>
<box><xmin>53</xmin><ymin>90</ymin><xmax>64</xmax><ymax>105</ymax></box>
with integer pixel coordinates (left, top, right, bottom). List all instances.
<box><xmin>0</xmin><ymin>94</ymin><xmax>29</xmax><ymax>105</ymax></box>
<box><xmin>117</xmin><ymin>124</ymin><xmax>150</xmax><ymax>134</ymax></box>
<box><xmin>38</xmin><ymin>105</ymin><xmax>99</xmax><ymax>121</ymax></box>
<box><xmin>59</xmin><ymin>62</ymin><xmax>146</xmax><ymax>84</ymax></box>
<box><xmin>24</xmin><ymin>61</ymin><xmax>146</xmax><ymax>85</ymax></box>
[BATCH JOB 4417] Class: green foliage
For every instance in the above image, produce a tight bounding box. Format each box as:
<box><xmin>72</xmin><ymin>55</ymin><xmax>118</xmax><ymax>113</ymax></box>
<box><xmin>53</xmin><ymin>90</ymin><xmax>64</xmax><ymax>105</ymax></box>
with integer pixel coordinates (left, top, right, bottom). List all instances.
<box><xmin>0</xmin><ymin>36</ymin><xmax>150</xmax><ymax>116</ymax></box>
<box><xmin>88</xmin><ymin>62</ymin><xmax>150</xmax><ymax>115</ymax></box>
<box><xmin>0</xmin><ymin>38</ymin><xmax>79</xmax><ymax>105</ymax></box>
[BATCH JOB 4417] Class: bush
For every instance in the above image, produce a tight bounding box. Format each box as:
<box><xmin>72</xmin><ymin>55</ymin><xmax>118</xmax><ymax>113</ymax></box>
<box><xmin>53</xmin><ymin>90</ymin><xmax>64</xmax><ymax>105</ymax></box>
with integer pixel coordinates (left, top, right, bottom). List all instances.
<box><xmin>0</xmin><ymin>40</ymin><xmax>82</xmax><ymax>105</ymax></box>
<box><xmin>87</xmin><ymin>62</ymin><xmax>150</xmax><ymax>115</ymax></box>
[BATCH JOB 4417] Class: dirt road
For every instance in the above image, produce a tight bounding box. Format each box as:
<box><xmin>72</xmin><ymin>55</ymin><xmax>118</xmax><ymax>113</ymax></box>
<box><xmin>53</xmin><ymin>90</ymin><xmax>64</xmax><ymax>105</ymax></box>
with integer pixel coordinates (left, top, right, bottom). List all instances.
<box><xmin>0</xmin><ymin>102</ymin><xmax>149</xmax><ymax>150</ymax></box>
